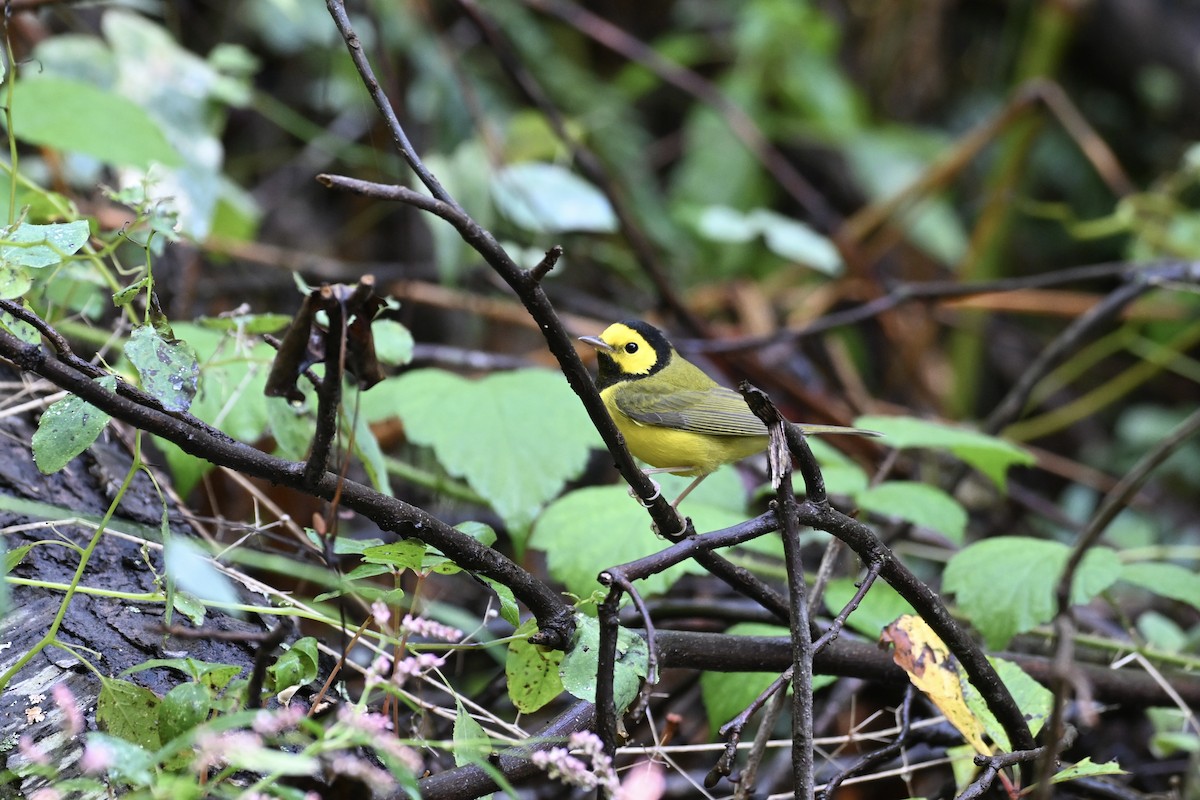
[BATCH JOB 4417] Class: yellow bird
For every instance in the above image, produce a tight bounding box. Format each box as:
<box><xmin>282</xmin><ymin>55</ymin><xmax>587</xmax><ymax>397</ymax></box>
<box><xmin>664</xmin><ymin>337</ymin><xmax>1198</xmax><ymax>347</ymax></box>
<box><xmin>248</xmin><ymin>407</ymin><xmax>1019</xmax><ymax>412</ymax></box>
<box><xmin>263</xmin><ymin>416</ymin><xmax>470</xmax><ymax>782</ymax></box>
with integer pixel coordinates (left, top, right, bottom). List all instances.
<box><xmin>580</xmin><ymin>320</ymin><xmax>879</xmax><ymax>507</ymax></box>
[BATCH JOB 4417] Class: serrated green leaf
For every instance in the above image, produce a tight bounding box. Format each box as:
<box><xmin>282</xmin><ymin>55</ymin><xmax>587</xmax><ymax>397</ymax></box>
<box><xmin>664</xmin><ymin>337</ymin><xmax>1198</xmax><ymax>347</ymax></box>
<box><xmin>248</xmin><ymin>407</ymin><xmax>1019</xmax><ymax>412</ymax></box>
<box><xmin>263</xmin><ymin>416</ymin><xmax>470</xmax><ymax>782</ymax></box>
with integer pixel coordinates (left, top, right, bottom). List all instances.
<box><xmin>97</xmin><ymin>678</ymin><xmax>161</xmax><ymax>751</ymax></box>
<box><xmin>943</xmin><ymin>538</ymin><xmax>1122</xmax><ymax>648</ymax></box>
<box><xmin>370</xmin><ymin>368</ymin><xmax>602</xmax><ymax>528</ymax></box>
<box><xmin>506</xmin><ymin>619</ymin><xmax>565</xmax><ymax>713</ymax></box>
<box><xmin>531</xmin><ymin>479</ymin><xmax>737</xmax><ymax>598</ymax></box>
<box><xmin>32</xmin><ymin>375</ymin><xmax>116</xmax><ymax>474</ymax></box>
<box><xmin>854</xmin><ymin>415</ymin><xmax>1034</xmax><ymax>490</ymax></box>
<box><xmin>855</xmin><ymin>481</ymin><xmax>968</xmax><ymax>544</ymax></box>
<box><xmin>492</xmin><ymin>162</ymin><xmax>617</xmax><ymax>233</ymax></box>
<box><xmin>559</xmin><ymin>615</ymin><xmax>648</xmax><ymax>713</ymax></box>
<box><xmin>8</xmin><ymin>77</ymin><xmax>181</xmax><ymax>168</ymax></box>
<box><xmin>823</xmin><ymin>577</ymin><xmax>916</xmax><ymax>638</ymax></box>
<box><xmin>1</xmin><ymin>220</ymin><xmax>90</xmax><ymax>269</ymax></box>
<box><xmin>1052</xmin><ymin>758</ymin><xmax>1127</xmax><ymax>783</ymax></box>
<box><xmin>453</xmin><ymin>700</ymin><xmax>493</xmax><ymax>767</ymax></box>
<box><xmin>1120</xmin><ymin>562</ymin><xmax>1200</xmax><ymax>610</ymax></box>
<box><xmin>125</xmin><ymin>325</ymin><xmax>200</xmax><ymax>413</ymax></box>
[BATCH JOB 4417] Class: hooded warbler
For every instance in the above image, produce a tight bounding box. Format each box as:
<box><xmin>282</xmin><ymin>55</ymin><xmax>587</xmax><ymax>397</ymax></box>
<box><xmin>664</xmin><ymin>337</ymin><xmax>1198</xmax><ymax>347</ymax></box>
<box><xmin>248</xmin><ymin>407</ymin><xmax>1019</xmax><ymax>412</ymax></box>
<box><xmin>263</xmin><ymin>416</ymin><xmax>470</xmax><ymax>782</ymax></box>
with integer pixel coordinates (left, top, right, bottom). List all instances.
<box><xmin>580</xmin><ymin>320</ymin><xmax>880</xmax><ymax>507</ymax></box>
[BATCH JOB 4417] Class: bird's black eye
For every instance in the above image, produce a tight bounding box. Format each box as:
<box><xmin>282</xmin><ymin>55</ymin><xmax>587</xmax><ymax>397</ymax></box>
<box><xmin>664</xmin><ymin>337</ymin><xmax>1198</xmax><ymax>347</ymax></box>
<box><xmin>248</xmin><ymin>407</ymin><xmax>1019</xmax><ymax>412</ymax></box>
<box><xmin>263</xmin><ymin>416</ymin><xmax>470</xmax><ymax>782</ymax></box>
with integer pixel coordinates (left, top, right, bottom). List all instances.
<box><xmin>624</xmin><ymin>342</ymin><xmax>639</xmax><ymax>354</ymax></box>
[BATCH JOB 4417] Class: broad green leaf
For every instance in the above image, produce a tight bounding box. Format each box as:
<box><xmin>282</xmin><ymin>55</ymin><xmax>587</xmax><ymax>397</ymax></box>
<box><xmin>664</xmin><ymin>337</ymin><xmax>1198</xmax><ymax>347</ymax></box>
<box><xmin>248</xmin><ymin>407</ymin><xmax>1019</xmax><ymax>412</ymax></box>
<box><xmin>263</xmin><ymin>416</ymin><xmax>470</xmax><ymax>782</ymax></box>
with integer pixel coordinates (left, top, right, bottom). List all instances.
<box><xmin>1136</xmin><ymin>611</ymin><xmax>1187</xmax><ymax>653</ymax></box>
<box><xmin>124</xmin><ymin>325</ymin><xmax>200</xmax><ymax>413</ymax></box>
<box><xmin>943</xmin><ymin>538</ymin><xmax>1122</xmax><ymax>648</ymax></box>
<box><xmin>1</xmin><ymin>220</ymin><xmax>90</xmax><ymax>270</ymax></box>
<box><xmin>453</xmin><ymin>700</ymin><xmax>493</xmax><ymax>767</ymax></box>
<box><xmin>506</xmin><ymin>619</ymin><xmax>565</xmax><ymax>713</ymax></box>
<box><xmin>370</xmin><ymin>368</ymin><xmax>602</xmax><ymax>528</ymax></box>
<box><xmin>749</xmin><ymin>209</ymin><xmax>843</xmax><ymax>274</ymax></box>
<box><xmin>961</xmin><ymin>657</ymin><xmax>1052</xmax><ymax>750</ymax></box>
<box><xmin>32</xmin><ymin>375</ymin><xmax>116</xmax><ymax>474</ymax></box>
<box><xmin>531</xmin><ymin>472</ymin><xmax>750</xmax><ymax>598</ymax></box>
<box><xmin>83</xmin><ymin>732</ymin><xmax>155</xmax><ymax>785</ymax></box>
<box><xmin>97</xmin><ymin>677</ymin><xmax>161</xmax><ymax>751</ymax></box>
<box><xmin>1119</xmin><ymin>562</ymin><xmax>1200</xmax><ymax>610</ymax></box>
<box><xmin>373</xmin><ymin>319</ymin><xmax>414</xmax><ymax>366</ymax></box>
<box><xmin>823</xmin><ymin>577</ymin><xmax>915</xmax><ymax>639</ymax></box>
<box><xmin>152</xmin><ymin>323</ymin><xmax>276</xmax><ymax>495</ymax></box>
<box><xmin>693</xmin><ymin>206</ymin><xmax>843</xmax><ymax>275</ymax></box>
<box><xmin>267</xmin><ymin>637</ymin><xmax>320</xmax><ymax>693</ymax></box>
<box><xmin>164</xmin><ymin>538</ymin><xmax>240</xmax><ymax>613</ymax></box>
<box><xmin>157</xmin><ymin>682</ymin><xmax>211</xmax><ymax>743</ymax></box>
<box><xmin>7</xmin><ymin>77</ymin><xmax>180</xmax><ymax>168</ymax></box>
<box><xmin>559</xmin><ymin>615</ymin><xmax>649</xmax><ymax>714</ymax></box>
<box><xmin>492</xmin><ymin>162</ymin><xmax>617</xmax><ymax>233</ymax></box>
<box><xmin>855</xmin><ymin>415</ymin><xmax>1034</xmax><ymax>491</ymax></box>
<box><xmin>0</xmin><ymin>264</ymin><xmax>32</xmax><ymax>300</ymax></box>
<box><xmin>362</xmin><ymin>540</ymin><xmax>428</xmax><ymax>572</ymax></box>
<box><xmin>804</xmin><ymin>438</ymin><xmax>869</xmax><ymax>496</ymax></box>
<box><xmin>698</xmin><ymin>623</ymin><xmax>837</xmax><ymax>729</ymax></box>
<box><xmin>855</xmin><ymin>481</ymin><xmax>968</xmax><ymax>544</ymax></box>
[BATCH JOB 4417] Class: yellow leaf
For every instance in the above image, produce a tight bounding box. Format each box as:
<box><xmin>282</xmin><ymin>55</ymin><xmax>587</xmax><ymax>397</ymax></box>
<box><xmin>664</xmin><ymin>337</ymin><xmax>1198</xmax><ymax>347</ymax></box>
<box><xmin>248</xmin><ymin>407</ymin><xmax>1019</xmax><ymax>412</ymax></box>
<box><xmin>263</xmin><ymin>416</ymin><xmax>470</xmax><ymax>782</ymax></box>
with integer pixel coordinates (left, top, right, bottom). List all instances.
<box><xmin>880</xmin><ymin>615</ymin><xmax>991</xmax><ymax>756</ymax></box>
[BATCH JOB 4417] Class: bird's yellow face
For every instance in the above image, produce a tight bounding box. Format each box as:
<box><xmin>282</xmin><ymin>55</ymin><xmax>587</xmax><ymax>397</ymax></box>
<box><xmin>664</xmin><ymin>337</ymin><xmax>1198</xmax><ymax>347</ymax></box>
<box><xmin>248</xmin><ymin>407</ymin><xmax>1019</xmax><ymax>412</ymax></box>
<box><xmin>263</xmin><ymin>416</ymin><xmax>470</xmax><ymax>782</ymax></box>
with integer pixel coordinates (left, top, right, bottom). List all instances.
<box><xmin>579</xmin><ymin>320</ymin><xmax>673</xmax><ymax>389</ymax></box>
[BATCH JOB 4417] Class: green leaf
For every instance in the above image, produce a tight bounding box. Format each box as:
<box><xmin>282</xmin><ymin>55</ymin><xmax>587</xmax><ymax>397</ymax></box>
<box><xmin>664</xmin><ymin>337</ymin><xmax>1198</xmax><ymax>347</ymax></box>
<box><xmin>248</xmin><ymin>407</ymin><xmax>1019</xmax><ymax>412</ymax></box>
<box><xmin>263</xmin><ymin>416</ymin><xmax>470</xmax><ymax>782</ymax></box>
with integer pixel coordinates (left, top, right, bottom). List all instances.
<box><xmin>506</xmin><ymin>619</ymin><xmax>565</xmax><ymax>713</ymax></box>
<box><xmin>83</xmin><ymin>732</ymin><xmax>156</xmax><ymax>785</ymax></box>
<box><xmin>0</xmin><ymin>263</ymin><xmax>32</xmax><ymax>300</ymax></box>
<box><xmin>453</xmin><ymin>700</ymin><xmax>493</xmax><ymax>767</ymax></box>
<box><xmin>8</xmin><ymin>77</ymin><xmax>181</xmax><ymax>168</ymax></box>
<box><xmin>124</xmin><ymin>325</ymin><xmax>200</xmax><ymax>413</ymax></box>
<box><xmin>369</xmin><ymin>368</ymin><xmax>602</xmax><ymax>528</ymax></box>
<box><xmin>373</xmin><ymin>319</ymin><xmax>414</xmax><ymax>366</ymax></box>
<box><xmin>751</xmin><ymin>209</ymin><xmax>844</xmax><ymax>275</ymax></box>
<box><xmin>163</xmin><ymin>538</ymin><xmax>240</xmax><ymax>613</ymax></box>
<box><xmin>32</xmin><ymin>375</ymin><xmax>116</xmax><ymax>474</ymax></box>
<box><xmin>267</xmin><ymin>637</ymin><xmax>320</xmax><ymax>692</ymax></box>
<box><xmin>123</xmin><ymin>657</ymin><xmax>242</xmax><ymax>692</ymax></box>
<box><xmin>697</xmin><ymin>622</ymin><xmax>835</xmax><ymax>728</ymax></box>
<box><xmin>855</xmin><ymin>481</ymin><xmax>968</xmax><ymax>544</ymax></box>
<box><xmin>1120</xmin><ymin>562</ymin><xmax>1200</xmax><ymax>610</ymax></box>
<box><xmin>5</xmin><ymin>543</ymin><xmax>33</xmax><ymax>573</ymax></box>
<box><xmin>1052</xmin><ymin>758</ymin><xmax>1127</xmax><ymax>783</ymax></box>
<box><xmin>0</xmin><ymin>220</ymin><xmax>90</xmax><ymax>270</ymax></box>
<box><xmin>157</xmin><ymin>682</ymin><xmax>211</xmax><ymax>743</ymax></box>
<box><xmin>97</xmin><ymin>677</ymin><xmax>161</xmax><ymax>751</ymax></box>
<box><xmin>559</xmin><ymin>615</ymin><xmax>649</xmax><ymax>714</ymax></box>
<box><xmin>854</xmin><ymin>415</ymin><xmax>1034</xmax><ymax>491</ymax></box>
<box><xmin>481</xmin><ymin>575</ymin><xmax>521</xmax><ymax>628</ymax></box>
<box><xmin>943</xmin><ymin>538</ymin><xmax>1122</xmax><ymax>648</ymax></box>
<box><xmin>363</xmin><ymin>540</ymin><xmax>428</xmax><ymax>573</ymax></box>
<box><xmin>961</xmin><ymin>657</ymin><xmax>1052</xmax><ymax>750</ymax></box>
<box><xmin>492</xmin><ymin>162</ymin><xmax>617</xmax><ymax>233</ymax></box>
<box><xmin>531</xmin><ymin>474</ymin><xmax>748</xmax><ymax>598</ymax></box>
<box><xmin>196</xmin><ymin>312</ymin><xmax>293</xmax><ymax>335</ymax></box>
<box><xmin>823</xmin><ymin>577</ymin><xmax>915</xmax><ymax>639</ymax></box>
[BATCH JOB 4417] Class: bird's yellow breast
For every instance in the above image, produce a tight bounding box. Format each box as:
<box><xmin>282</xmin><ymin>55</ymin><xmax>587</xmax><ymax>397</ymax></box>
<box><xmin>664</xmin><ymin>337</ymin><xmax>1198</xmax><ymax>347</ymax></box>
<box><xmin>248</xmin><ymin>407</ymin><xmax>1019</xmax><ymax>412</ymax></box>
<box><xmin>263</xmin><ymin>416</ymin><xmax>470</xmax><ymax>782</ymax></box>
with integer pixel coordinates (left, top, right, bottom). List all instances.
<box><xmin>600</xmin><ymin>385</ymin><xmax>768</xmax><ymax>477</ymax></box>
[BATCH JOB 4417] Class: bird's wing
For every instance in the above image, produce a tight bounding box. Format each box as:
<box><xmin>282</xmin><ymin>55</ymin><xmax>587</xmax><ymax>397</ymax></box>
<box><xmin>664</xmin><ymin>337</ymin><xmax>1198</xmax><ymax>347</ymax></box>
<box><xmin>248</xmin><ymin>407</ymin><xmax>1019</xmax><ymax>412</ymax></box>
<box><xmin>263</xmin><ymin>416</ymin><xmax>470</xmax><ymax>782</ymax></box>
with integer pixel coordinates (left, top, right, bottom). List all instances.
<box><xmin>614</xmin><ymin>383</ymin><xmax>769</xmax><ymax>437</ymax></box>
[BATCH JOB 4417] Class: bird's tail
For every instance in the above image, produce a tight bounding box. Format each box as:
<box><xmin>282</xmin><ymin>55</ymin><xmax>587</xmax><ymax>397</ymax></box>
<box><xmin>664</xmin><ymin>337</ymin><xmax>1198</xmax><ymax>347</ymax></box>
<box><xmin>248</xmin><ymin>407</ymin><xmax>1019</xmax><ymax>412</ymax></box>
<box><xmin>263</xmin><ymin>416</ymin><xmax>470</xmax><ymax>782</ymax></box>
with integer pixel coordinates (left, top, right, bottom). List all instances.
<box><xmin>790</xmin><ymin>423</ymin><xmax>882</xmax><ymax>437</ymax></box>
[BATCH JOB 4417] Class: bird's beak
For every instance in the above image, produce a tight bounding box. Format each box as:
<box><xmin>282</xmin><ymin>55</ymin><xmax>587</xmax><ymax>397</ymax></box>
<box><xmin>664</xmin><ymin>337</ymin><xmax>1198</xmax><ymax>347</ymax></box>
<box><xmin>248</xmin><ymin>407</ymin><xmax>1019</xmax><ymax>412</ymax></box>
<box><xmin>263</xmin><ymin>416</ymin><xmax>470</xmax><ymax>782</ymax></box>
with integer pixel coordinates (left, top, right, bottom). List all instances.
<box><xmin>578</xmin><ymin>335</ymin><xmax>614</xmax><ymax>353</ymax></box>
